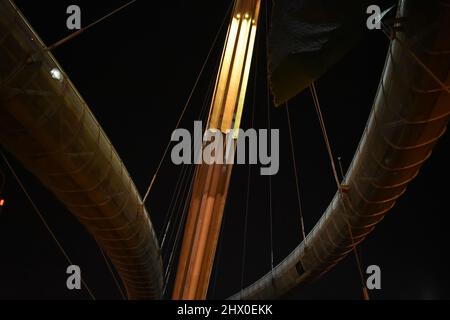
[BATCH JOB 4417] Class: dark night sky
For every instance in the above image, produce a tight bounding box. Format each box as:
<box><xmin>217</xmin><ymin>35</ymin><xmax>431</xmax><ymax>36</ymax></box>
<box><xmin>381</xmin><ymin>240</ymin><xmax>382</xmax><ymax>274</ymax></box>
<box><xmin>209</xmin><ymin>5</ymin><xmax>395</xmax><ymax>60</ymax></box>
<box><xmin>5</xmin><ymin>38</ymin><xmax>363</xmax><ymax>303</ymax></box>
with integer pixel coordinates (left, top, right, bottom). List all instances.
<box><xmin>0</xmin><ymin>0</ymin><xmax>449</xmax><ymax>300</ymax></box>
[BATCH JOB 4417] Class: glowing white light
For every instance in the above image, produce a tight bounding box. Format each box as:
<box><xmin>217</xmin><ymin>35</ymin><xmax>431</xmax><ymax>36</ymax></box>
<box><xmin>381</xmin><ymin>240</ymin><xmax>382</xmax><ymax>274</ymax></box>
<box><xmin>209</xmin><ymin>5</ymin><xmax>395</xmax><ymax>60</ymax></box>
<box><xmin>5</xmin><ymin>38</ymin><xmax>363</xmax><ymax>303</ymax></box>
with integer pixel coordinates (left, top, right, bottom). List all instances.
<box><xmin>50</xmin><ymin>68</ymin><xmax>63</xmax><ymax>82</ymax></box>
<box><xmin>244</xmin><ymin>13</ymin><xmax>250</xmax><ymax>19</ymax></box>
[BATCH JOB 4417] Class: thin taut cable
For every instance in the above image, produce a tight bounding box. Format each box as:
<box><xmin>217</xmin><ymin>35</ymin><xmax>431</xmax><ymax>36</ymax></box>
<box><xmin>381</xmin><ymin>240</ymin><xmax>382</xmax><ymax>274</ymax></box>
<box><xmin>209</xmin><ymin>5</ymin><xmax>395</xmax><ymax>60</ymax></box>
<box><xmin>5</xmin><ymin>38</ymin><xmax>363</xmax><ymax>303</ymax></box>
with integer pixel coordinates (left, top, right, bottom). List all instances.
<box><xmin>162</xmin><ymin>175</ymin><xmax>195</xmax><ymax>296</ymax></box>
<box><xmin>309</xmin><ymin>82</ymin><xmax>368</xmax><ymax>299</ymax></box>
<box><xmin>162</xmin><ymin>77</ymin><xmax>213</xmax><ymax>294</ymax></box>
<box><xmin>142</xmin><ymin>1</ymin><xmax>233</xmax><ymax>204</ymax></box>
<box><xmin>337</xmin><ymin>157</ymin><xmax>345</xmax><ymax>180</ymax></box>
<box><xmin>0</xmin><ymin>150</ymin><xmax>96</xmax><ymax>300</ymax></box>
<box><xmin>347</xmin><ymin>223</ymin><xmax>367</xmax><ymax>288</ymax></box>
<box><xmin>47</xmin><ymin>0</ymin><xmax>137</xmax><ymax>51</ymax></box>
<box><xmin>309</xmin><ymin>83</ymin><xmax>342</xmax><ymax>192</ymax></box>
<box><xmin>265</xmin><ymin>0</ymin><xmax>274</xmax><ymax>272</ymax></box>
<box><xmin>160</xmin><ymin>63</ymin><xmax>217</xmax><ymax>252</ymax></box>
<box><xmin>285</xmin><ymin>102</ymin><xmax>306</xmax><ymax>241</ymax></box>
<box><xmin>160</xmin><ymin>164</ymin><xmax>190</xmax><ymax>250</ymax></box>
<box><xmin>98</xmin><ymin>247</ymin><xmax>126</xmax><ymax>300</ymax></box>
<box><xmin>240</xmin><ymin>30</ymin><xmax>260</xmax><ymax>294</ymax></box>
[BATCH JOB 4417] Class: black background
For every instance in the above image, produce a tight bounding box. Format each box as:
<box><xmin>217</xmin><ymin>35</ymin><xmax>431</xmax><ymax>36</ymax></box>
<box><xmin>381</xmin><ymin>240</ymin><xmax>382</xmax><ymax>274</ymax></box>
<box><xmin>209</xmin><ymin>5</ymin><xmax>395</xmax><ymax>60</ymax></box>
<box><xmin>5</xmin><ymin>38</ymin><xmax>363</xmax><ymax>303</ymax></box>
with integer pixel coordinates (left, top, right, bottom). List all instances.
<box><xmin>0</xmin><ymin>0</ymin><xmax>449</xmax><ymax>300</ymax></box>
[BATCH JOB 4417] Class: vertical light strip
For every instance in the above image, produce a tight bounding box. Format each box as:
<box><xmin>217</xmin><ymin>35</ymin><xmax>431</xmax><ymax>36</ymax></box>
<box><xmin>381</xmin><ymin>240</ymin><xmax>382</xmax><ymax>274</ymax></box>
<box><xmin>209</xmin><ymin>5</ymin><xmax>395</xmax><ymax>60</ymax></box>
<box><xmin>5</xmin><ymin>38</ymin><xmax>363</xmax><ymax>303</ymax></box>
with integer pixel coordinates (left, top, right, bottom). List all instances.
<box><xmin>205</xmin><ymin>8</ymin><xmax>235</xmax><ymax>129</ymax></box>
<box><xmin>209</xmin><ymin>17</ymin><xmax>240</xmax><ymax>129</ymax></box>
<box><xmin>220</xmin><ymin>17</ymin><xmax>251</xmax><ymax>132</ymax></box>
<box><xmin>232</xmin><ymin>17</ymin><xmax>259</xmax><ymax>139</ymax></box>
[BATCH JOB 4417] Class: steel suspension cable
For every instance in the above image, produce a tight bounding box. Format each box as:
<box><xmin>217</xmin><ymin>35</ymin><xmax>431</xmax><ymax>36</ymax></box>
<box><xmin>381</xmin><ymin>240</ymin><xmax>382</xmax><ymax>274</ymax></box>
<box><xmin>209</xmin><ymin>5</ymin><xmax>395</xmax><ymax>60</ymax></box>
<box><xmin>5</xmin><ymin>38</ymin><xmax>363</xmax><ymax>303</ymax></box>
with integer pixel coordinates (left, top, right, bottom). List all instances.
<box><xmin>309</xmin><ymin>82</ymin><xmax>368</xmax><ymax>299</ymax></box>
<box><xmin>240</xmin><ymin>31</ymin><xmax>260</xmax><ymax>295</ymax></box>
<box><xmin>46</xmin><ymin>0</ymin><xmax>137</xmax><ymax>51</ymax></box>
<box><xmin>160</xmin><ymin>57</ymin><xmax>218</xmax><ymax>254</ymax></box>
<box><xmin>0</xmin><ymin>150</ymin><xmax>96</xmax><ymax>300</ymax></box>
<box><xmin>160</xmin><ymin>164</ymin><xmax>191</xmax><ymax>251</ymax></box>
<box><xmin>98</xmin><ymin>247</ymin><xmax>126</xmax><ymax>300</ymax></box>
<box><xmin>142</xmin><ymin>1</ymin><xmax>234</xmax><ymax>204</ymax></box>
<box><xmin>265</xmin><ymin>0</ymin><xmax>274</xmax><ymax>273</ymax></box>
<box><xmin>336</xmin><ymin>157</ymin><xmax>366</xmax><ymax>293</ymax></box>
<box><xmin>162</xmin><ymin>164</ymin><xmax>195</xmax><ymax>260</ymax></box>
<box><xmin>162</xmin><ymin>175</ymin><xmax>195</xmax><ymax>296</ymax></box>
<box><xmin>285</xmin><ymin>102</ymin><xmax>307</xmax><ymax>241</ymax></box>
<box><xmin>347</xmin><ymin>223</ymin><xmax>369</xmax><ymax>298</ymax></box>
<box><xmin>162</xmin><ymin>68</ymin><xmax>215</xmax><ymax>292</ymax></box>
<box><xmin>309</xmin><ymin>83</ymin><xmax>342</xmax><ymax>192</ymax></box>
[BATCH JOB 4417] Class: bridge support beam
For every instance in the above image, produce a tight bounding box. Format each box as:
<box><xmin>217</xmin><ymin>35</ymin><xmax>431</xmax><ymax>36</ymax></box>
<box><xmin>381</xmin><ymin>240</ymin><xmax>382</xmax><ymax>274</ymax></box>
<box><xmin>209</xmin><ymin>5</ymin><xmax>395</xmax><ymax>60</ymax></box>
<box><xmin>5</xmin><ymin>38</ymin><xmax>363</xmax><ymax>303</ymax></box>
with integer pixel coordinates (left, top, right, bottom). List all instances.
<box><xmin>172</xmin><ymin>0</ymin><xmax>261</xmax><ymax>300</ymax></box>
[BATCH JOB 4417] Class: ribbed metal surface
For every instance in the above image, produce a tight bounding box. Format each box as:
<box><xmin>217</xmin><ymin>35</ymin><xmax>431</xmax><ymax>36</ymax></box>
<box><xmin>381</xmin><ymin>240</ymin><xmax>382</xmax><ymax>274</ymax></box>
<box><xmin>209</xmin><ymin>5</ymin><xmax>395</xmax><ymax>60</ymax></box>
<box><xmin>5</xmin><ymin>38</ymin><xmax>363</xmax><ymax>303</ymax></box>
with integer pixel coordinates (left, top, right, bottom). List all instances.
<box><xmin>232</xmin><ymin>0</ymin><xmax>450</xmax><ymax>299</ymax></box>
<box><xmin>0</xmin><ymin>0</ymin><xmax>163</xmax><ymax>299</ymax></box>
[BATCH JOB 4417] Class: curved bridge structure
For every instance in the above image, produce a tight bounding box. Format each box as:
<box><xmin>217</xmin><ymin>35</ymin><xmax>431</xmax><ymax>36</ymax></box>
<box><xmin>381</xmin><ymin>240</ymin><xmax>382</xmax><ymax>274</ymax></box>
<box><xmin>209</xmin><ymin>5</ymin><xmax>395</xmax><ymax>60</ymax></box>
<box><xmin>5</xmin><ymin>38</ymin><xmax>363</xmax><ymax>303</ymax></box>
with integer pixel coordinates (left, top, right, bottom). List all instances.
<box><xmin>232</xmin><ymin>0</ymin><xmax>450</xmax><ymax>299</ymax></box>
<box><xmin>0</xmin><ymin>0</ymin><xmax>163</xmax><ymax>299</ymax></box>
<box><xmin>0</xmin><ymin>0</ymin><xmax>449</xmax><ymax>300</ymax></box>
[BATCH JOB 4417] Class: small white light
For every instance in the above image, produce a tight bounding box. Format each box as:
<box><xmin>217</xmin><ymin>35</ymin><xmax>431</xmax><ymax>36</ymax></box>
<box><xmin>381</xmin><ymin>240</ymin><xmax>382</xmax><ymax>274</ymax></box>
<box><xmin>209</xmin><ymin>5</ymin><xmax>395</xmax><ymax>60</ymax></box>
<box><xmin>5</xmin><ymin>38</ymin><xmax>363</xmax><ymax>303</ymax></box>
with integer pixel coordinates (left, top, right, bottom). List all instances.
<box><xmin>236</xmin><ymin>13</ymin><xmax>241</xmax><ymax>19</ymax></box>
<box><xmin>244</xmin><ymin>13</ymin><xmax>250</xmax><ymax>19</ymax></box>
<box><xmin>50</xmin><ymin>68</ymin><xmax>63</xmax><ymax>82</ymax></box>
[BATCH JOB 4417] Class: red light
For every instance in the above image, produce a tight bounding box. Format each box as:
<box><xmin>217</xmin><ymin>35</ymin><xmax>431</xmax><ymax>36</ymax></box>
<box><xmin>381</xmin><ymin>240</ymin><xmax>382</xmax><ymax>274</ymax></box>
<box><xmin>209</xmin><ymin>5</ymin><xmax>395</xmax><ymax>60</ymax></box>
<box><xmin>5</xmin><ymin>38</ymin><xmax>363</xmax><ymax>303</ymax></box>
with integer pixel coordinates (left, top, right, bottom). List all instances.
<box><xmin>0</xmin><ymin>199</ymin><xmax>4</xmax><ymax>206</ymax></box>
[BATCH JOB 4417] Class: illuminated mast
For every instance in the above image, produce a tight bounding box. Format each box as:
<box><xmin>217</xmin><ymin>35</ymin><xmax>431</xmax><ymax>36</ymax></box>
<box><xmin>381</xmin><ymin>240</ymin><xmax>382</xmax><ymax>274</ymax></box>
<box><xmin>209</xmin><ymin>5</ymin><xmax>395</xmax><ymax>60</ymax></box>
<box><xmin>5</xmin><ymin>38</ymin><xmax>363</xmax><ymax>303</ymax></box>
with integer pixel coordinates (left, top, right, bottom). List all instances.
<box><xmin>172</xmin><ymin>0</ymin><xmax>261</xmax><ymax>300</ymax></box>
